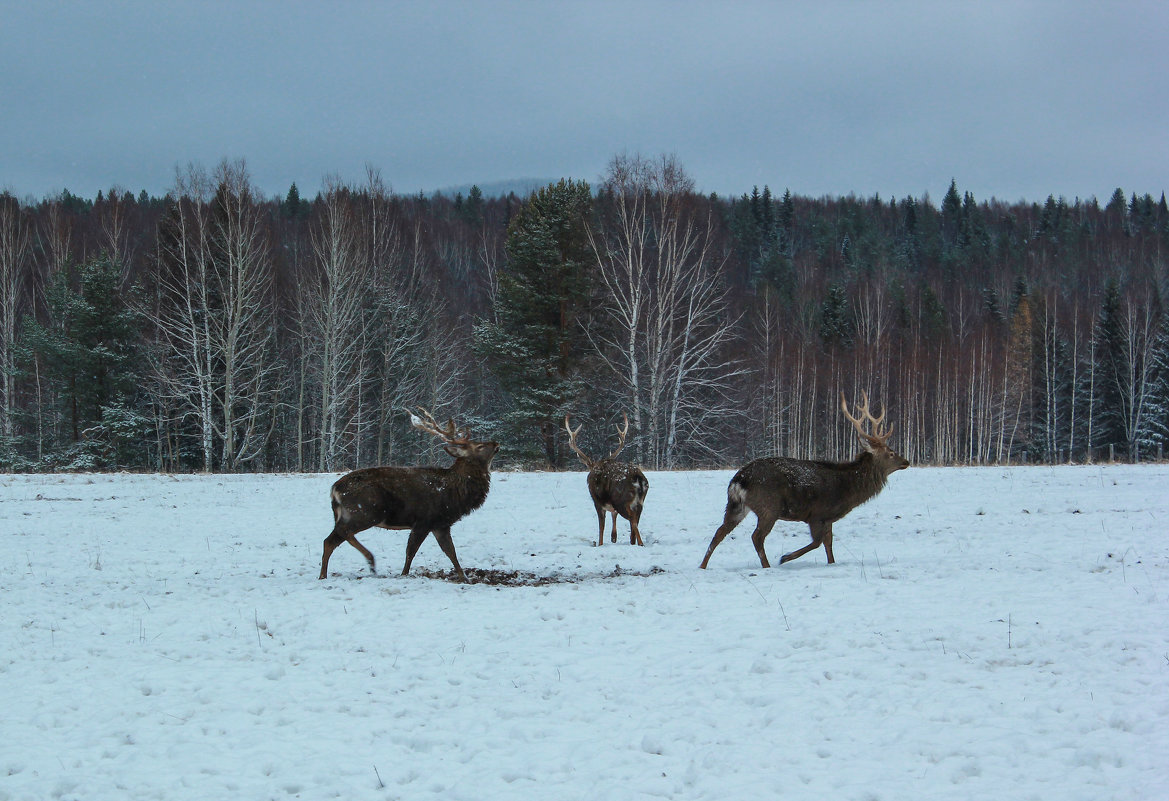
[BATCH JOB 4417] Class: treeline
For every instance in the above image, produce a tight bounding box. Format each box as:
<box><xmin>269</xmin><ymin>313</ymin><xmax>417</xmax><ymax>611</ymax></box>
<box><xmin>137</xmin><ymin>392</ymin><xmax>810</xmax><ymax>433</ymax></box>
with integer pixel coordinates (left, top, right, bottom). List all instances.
<box><xmin>1</xmin><ymin>155</ymin><xmax>1166</xmax><ymax>473</ymax></box>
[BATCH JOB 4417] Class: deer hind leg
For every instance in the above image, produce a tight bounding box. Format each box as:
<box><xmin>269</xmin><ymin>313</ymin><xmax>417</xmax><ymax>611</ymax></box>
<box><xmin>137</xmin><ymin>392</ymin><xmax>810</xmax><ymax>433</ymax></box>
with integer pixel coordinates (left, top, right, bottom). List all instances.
<box><xmin>699</xmin><ymin>488</ymin><xmax>749</xmax><ymax>569</ymax></box>
<box><xmin>401</xmin><ymin>527</ymin><xmax>431</xmax><ymax>576</ymax></box>
<box><xmin>346</xmin><ymin>535</ymin><xmax>376</xmax><ymax>575</ymax></box>
<box><xmin>610</xmin><ymin>510</ymin><xmax>619</xmax><ymax>543</ymax></box>
<box><xmin>594</xmin><ymin>504</ymin><xmax>606</xmax><ymax>547</ymax></box>
<box><xmin>320</xmin><ymin>523</ymin><xmax>375</xmax><ymax>579</ymax></box>
<box><xmin>431</xmin><ymin>527</ymin><xmax>466</xmax><ymax>582</ymax></box>
<box><xmin>628</xmin><ymin>508</ymin><xmax>645</xmax><ymax>547</ymax></box>
<box><xmin>750</xmin><ymin>514</ymin><xmax>779</xmax><ymax>568</ymax></box>
<box><xmin>779</xmin><ymin>520</ymin><xmax>828</xmax><ymax>565</ymax></box>
<box><xmin>629</xmin><ymin>483</ymin><xmax>647</xmax><ymax>546</ymax></box>
<box><xmin>319</xmin><ymin>527</ymin><xmax>346</xmax><ymax>579</ymax></box>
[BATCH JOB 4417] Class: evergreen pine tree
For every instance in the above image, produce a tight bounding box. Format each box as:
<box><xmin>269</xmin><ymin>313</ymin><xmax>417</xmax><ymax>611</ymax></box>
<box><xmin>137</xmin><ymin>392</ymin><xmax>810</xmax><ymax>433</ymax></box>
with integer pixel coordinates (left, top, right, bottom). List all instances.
<box><xmin>1005</xmin><ymin>288</ymin><xmax>1035</xmax><ymax>459</ymax></box>
<box><xmin>819</xmin><ymin>283</ymin><xmax>853</xmax><ymax>347</ymax></box>
<box><xmin>18</xmin><ymin>254</ymin><xmax>147</xmax><ymax>468</ymax></box>
<box><xmin>778</xmin><ymin>189</ymin><xmax>794</xmax><ymax>256</ymax></box>
<box><xmin>1105</xmin><ymin>188</ymin><xmax>1128</xmax><ymax>234</ymax></box>
<box><xmin>282</xmin><ymin>182</ymin><xmax>302</xmax><ymax>217</ymax></box>
<box><xmin>760</xmin><ymin>185</ymin><xmax>775</xmax><ymax>247</ymax></box>
<box><xmin>466</xmin><ymin>185</ymin><xmax>484</xmax><ymax>224</ymax></box>
<box><xmin>941</xmin><ymin>179</ymin><xmax>962</xmax><ymax>249</ymax></box>
<box><xmin>1093</xmin><ymin>279</ymin><xmax>1129</xmax><ymax>456</ymax></box>
<box><xmin>473</xmin><ymin>179</ymin><xmax>594</xmax><ymax>465</ymax></box>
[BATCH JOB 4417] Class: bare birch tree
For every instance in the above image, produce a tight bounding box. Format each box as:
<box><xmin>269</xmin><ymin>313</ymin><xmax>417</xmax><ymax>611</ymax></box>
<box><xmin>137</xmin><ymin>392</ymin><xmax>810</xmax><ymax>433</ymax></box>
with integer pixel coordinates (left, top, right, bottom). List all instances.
<box><xmin>589</xmin><ymin>154</ymin><xmax>742</xmax><ymax>468</ymax></box>
<box><xmin>1118</xmin><ymin>295</ymin><xmax>1160</xmax><ymax>458</ymax></box>
<box><xmin>301</xmin><ymin>178</ymin><xmax>371</xmax><ymax>471</ymax></box>
<box><xmin>145</xmin><ymin>160</ymin><xmax>280</xmax><ymax>471</ymax></box>
<box><xmin>147</xmin><ymin>165</ymin><xmax>217</xmax><ymax>469</ymax></box>
<box><xmin>207</xmin><ymin>160</ymin><xmax>281</xmax><ymax>469</ymax></box>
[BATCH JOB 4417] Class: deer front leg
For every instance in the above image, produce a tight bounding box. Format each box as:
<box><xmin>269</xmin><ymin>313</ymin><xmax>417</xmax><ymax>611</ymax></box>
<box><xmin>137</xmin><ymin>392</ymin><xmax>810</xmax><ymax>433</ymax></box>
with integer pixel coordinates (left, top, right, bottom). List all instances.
<box><xmin>431</xmin><ymin>527</ymin><xmax>466</xmax><ymax>582</ymax></box>
<box><xmin>822</xmin><ymin>522</ymin><xmax>835</xmax><ymax>564</ymax></box>
<box><xmin>610</xmin><ymin>510</ymin><xmax>619</xmax><ymax>543</ymax></box>
<box><xmin>401</xmin><ymin>527</ymin><xmax>431</xmax><ymax>576</ymax></box>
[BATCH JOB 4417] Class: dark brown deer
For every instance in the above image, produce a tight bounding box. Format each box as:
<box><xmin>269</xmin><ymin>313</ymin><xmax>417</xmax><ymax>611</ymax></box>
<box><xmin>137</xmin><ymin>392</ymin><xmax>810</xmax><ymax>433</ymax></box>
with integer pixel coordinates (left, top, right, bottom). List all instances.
<box><xmin>318</xmin><ymin>408</ymin><xmax>499</xmax><ymax>581</ymax></box>
<box><xmin>565</xmin><ymin>413</ymin><xmax>649</xmax><ymax>547</ymax></box>
<box><xmin>699</xmin><ymin>392</ymin><xmax>908</xmax><ymax>569</ymax></box>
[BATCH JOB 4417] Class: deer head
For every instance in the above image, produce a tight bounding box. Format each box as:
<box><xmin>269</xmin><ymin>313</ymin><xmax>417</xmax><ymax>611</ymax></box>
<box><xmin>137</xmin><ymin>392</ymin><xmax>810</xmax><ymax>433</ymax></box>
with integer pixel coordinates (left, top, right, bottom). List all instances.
<box><xmin>841</xmin><ymin>392</ymin><xmax>909</xmax><ymax>473</ymax></box>
<box><xmin>409</xmin><ymin>407</ymin><xmax>499</xmax><ymax>464</ymax></box>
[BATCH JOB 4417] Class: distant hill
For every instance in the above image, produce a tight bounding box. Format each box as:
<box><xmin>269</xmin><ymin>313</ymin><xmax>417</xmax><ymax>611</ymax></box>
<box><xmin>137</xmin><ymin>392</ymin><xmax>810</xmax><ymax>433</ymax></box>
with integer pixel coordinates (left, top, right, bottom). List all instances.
<box><xmin>432</xmin><ymin>178</ymin><xmax>554</xmax><ymax>199</ymax></box>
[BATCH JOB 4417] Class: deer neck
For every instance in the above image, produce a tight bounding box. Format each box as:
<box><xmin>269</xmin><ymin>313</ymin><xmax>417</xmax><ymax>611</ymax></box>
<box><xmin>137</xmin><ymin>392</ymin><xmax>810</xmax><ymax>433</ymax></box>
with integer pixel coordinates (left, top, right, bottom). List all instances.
<box><xmin>847</xmin><ymin>451</ymin><xmax>889</xmax><ymax>501</ymax></box>
<box><xmin>446</xmin><ymin>457</ymin><xmax>492</xmax><ymax>501</ymax></box>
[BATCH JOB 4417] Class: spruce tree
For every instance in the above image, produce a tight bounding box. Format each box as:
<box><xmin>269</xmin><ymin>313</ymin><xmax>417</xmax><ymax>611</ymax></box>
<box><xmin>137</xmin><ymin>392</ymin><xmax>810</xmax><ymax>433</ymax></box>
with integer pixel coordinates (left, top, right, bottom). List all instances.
<box><xmin>1093</xmin><ymin>279</ymin><xmax>1129</xmax><ymax>456</ymax></box>
<box><xmin>819</xmin><ymin>283</ymin><xmax>853</xmax><ymax>347</ymax></box>
<box><xmin>941</xmin><ymin>179</ymin><xmax>962</xmax><ymax>249</ymax></box>
<box><xmin>778</xmin><ymin>189</ymin><xmax>794</xmax><ymax>256</ymax></box>
<box><xmin>19</xmin><ymin>254</ymin><xmax>147</xmax><ymax>468</ymax></box>
<box><xmin>473</xmin><ymin>179</ymin><xmax>594</xmax><ymax>465</ymax></box>
<box><xmin>282</xmin><ymin>183</ymin><xmax>302</xmax><ymax>217</ymax></box>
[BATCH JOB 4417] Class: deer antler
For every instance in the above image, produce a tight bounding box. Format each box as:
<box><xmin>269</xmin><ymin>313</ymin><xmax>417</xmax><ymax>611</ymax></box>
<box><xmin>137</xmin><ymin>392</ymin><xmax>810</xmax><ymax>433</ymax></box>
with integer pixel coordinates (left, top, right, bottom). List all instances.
<box><xmin>408</xmin><ymin>407</ymin><xmax>470</xmax><ymax>444</ymax></box>
<box><xmin>607</xmin><ymin>412</ymin><xmax>630</xmax><ymax>460</ymax></box>
<box><xmin>840</xmin><ymin>392</ymin><xmax>894</xmax><ymax>443</ymax></box>
<box><xmin>564</xmin><ymin>415</ymin><xmax>595</xmax><ymax>469</ymax></box>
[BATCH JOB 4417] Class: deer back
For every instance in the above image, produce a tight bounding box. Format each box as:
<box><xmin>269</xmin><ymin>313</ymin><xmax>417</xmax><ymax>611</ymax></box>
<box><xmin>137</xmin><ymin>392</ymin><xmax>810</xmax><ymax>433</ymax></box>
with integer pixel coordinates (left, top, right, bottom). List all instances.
<box><xmin>733</xmin><ymin>453</ymin><xmax>893</xmax><ymax>524</ymax></box>
<box><xmin>587</xmin><ymin>458</ymin><xmax>649</xmax><ymax>513</ymax></box>
<box><xmin>331</xmin><ymin>410</ymin><xmax>498</xmax><ymax>532</ymax></box>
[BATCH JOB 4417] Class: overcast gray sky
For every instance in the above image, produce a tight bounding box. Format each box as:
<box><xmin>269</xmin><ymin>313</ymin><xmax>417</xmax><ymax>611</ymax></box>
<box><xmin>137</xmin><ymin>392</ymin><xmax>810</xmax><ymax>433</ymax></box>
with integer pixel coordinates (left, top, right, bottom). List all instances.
<box><xmin>2</xmin><ymin>1</ymin><xmax>1166</xmax><ymax>204</ymax></box>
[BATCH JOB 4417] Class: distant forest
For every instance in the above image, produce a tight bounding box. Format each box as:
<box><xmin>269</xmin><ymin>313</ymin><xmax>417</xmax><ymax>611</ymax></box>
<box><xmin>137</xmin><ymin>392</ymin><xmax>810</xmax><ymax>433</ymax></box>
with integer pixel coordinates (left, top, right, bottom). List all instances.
<box><xmin>1</xmin><ymin>154</ymin><xmax>1166</xmax><ymax>473</ymax></box>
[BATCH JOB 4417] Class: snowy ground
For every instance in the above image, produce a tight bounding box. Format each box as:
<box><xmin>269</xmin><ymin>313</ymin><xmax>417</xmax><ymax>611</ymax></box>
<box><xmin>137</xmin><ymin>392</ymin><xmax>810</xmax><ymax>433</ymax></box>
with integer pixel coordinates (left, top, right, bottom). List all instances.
<box><xmin>1</xmin><ymin>465</ymin><xmax>1167</xmax><ymax>800</ymax></box>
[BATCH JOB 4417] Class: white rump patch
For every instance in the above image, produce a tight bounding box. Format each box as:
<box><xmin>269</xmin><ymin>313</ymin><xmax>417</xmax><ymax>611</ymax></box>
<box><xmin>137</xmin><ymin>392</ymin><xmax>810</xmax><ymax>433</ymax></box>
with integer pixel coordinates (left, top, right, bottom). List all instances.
<box><xmin>727</xmin><ymin>481</ymin><xmax>748</xmax><ymax>505</ymax></box>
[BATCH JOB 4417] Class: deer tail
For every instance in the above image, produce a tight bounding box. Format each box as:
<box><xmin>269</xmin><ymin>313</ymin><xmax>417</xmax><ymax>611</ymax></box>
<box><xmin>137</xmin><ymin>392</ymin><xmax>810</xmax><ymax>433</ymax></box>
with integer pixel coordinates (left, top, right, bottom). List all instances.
<box><xmin>722</xmin><ymin>478</ymin><xmax>750</xmax><ymax>527</ymax></box>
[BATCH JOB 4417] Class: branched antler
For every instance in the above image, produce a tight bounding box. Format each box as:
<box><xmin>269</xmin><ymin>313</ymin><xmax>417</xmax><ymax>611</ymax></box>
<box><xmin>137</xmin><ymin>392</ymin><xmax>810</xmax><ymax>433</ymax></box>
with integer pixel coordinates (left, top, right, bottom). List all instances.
<box><xmin>408</xmin><ymin>407</ymin><xmax>470</xmax><ymax>444</ymax></box>
<box><xmin>564</xmin><ymin>415</ymin><xmax>595</xmax><ymax>468</ymax></box>
<box><xmin>840</xmin><ymin>391</ymin><xmax>894</xmax><ymax>443</ymax></box>
<box><xmin>607</xmin><ymin>413</ymin><xmax>630</xmax><ymax>460</ymax></box>
<box><xmin>565</xmin><ymin>413</ymin><xmax>631</xmax><ymax>466</ymax></box>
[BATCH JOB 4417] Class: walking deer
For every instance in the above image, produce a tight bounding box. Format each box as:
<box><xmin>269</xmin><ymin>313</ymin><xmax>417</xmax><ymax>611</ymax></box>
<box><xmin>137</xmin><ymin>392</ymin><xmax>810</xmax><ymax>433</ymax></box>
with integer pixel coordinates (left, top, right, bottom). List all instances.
<box><xmin>565</xmin><ymin>413</ymin><xmax>649</xmax><ymax>546</ymax></box>
<box><xmin>319</xmin><ymin>408</ymin><xmax>499</xmax><ymax>581</ymax></box>
<box><xmin>699</xmin><ymin>392</ymin><xmax>908</xmax><ymax>569</ymax></box>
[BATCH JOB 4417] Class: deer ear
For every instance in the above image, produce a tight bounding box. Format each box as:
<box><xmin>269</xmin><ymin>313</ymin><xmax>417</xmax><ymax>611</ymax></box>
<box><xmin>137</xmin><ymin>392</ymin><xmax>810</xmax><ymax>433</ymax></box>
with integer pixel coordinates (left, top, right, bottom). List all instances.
<box><xmin>444</xmin><ymin>444</ymin><xmax>465</xmax><ymax>458</ymax></box>
<box><xmin>861</xmin><ymin>434</ymin><xmax>883</xmax><ymax>453</ymax></box>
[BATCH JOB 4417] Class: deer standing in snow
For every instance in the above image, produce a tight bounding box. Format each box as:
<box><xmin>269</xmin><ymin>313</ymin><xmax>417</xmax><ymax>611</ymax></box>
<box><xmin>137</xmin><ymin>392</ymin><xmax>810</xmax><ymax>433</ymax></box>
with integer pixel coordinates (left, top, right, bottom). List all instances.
<box><xmin>565</xmin><ymin>413</ymin><xmax>649</xmax><ymax>547</ymax></box>
<box><xmin>700</xmin><ymin>392</ymin><xmax>908</xmax><ymax>569</ymax></box>
<box><xmin>319</xmin><ymin>408</ymin><xmax>499</xmax><ymax>581</ymax></box>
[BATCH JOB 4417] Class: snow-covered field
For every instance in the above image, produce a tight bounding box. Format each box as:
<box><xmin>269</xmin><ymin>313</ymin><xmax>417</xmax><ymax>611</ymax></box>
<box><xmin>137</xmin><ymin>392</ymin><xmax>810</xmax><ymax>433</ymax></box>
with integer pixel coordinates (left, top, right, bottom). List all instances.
<box><xmin>1</xmin><ymin>465</ymin><xmax>1166</xmax><ymax>800</ymax></box>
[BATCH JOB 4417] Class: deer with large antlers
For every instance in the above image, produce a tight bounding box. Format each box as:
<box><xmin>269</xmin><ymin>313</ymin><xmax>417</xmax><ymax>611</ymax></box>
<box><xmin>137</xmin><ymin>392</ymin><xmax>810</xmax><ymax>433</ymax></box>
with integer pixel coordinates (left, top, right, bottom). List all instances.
<box><xmin>700</xmin><ymin>392</ymin><xmax>909</xmax><ymax>569</ymax></box>
<box><xmin>565</xmin><ymin>413</ymin><xmax>649</xmax><ymax>547</ymax></box>
<box><xmin>318</xmin><ymin>408</ymin><xmax>499</xmax><ymax>581</ymax></box>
